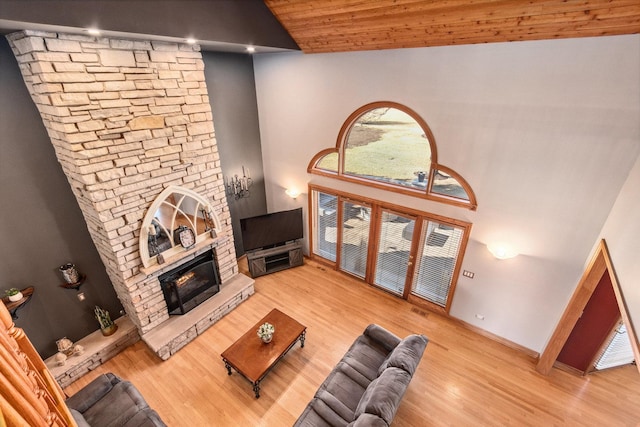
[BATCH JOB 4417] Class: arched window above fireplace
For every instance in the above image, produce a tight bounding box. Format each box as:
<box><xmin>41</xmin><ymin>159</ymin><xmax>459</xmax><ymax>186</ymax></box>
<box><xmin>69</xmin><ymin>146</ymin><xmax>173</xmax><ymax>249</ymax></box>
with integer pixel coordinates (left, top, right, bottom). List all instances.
<box><xmin>139</xmin><ymin>186</ymin><xmax>221</xmax><ymax>268</ymax></box>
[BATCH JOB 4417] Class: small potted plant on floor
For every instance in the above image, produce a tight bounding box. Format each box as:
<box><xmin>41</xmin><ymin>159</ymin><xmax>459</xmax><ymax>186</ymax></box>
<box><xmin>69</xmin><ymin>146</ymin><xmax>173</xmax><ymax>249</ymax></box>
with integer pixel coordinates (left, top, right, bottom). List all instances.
<box><xmin>94</xmin><ymin>306</ymin><xmax>118</xmax><ymax>336</ymax></box>
<box><xmin>257</xmin><ymin>322</ymin><xmax>275</xmax><ymax>343</ymax></box>
<box><xmin>5</xmin><ymin>288</ymin><xmax>23</xmax><ymax>302</ymax></box>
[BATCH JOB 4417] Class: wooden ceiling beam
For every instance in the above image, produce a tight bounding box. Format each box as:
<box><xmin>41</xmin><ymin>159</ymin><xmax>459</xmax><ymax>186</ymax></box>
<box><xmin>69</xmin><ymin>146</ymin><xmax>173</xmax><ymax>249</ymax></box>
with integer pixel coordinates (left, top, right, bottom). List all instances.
<box><xmin>265</xmin><ymin>0</ymin><xmax>640</xmax><ymax>53</ymax></box>
<box><xmin>281</xmin><ymin>5</ymin><xmax>640</xmax><ymax>34</ymax></box>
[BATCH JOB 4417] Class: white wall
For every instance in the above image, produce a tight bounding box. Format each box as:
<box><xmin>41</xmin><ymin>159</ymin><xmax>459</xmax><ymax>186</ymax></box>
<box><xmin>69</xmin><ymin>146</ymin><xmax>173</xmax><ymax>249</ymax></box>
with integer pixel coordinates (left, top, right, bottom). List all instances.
<box><xmin>253</xmin><ymin>35</ymin><xmax>640</xmax><ymax>352</ymax></box>
<box><xmin>597</xmin><ymin>154</ymin><xmax>640</xmax><ymax>333</ymax></box>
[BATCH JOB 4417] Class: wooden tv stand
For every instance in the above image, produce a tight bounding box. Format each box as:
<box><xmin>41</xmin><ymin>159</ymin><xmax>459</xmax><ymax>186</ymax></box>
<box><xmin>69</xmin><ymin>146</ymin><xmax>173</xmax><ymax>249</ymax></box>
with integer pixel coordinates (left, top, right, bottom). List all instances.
<box><xmin>246</xmin><ymin>241</ymin><xmax>303</xmax><ymax>278</ymax></box>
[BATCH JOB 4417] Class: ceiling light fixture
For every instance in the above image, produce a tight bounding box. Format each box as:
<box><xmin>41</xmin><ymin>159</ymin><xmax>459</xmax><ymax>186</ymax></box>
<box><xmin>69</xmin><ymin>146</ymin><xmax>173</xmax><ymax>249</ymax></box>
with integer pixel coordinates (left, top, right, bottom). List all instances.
<box><xmin>186</xmin><ymin>38</ymin><xmax>197</xmax><ymax>44</ymax></box>
<box><xmin>86</xmin><ymin>28</ymin><xmax>101</xmax><ymax>36</ymax></box>
<box><xmin>246</xmin><ymin>46</ymin><xmax>256</xmax><ymax>53</ymax></box>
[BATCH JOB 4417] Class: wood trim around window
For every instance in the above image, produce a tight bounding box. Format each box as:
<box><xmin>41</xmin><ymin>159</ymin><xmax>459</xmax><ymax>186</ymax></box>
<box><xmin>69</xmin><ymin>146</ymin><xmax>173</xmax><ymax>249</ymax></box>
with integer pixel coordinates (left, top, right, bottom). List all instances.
<box><xmin>306</xmin><ymin>101</ymin><xmax>477</xmax><ymax>210</ymax></box>
<box><xmin>308</xmin><ymin>183</ymin><xmax>472</xmax><ymax>314</ymax></box>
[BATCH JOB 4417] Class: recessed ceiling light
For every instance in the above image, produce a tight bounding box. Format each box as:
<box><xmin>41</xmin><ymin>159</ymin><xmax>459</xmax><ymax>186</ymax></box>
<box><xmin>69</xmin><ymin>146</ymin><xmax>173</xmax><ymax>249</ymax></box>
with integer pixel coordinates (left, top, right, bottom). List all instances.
<box><xmin>186</xmin><ymin>38</ymin><xmax>197</xmax><ymax>44</ymax></box>
<box><xmin>246</xmin><ymin>46</ymin><xmax>256</xmax><ymax>53</ymax></box>
<box><xmin>86</xmin><ymin>28</ymin><xmax>101</xmax><ymax>36</ymax></box>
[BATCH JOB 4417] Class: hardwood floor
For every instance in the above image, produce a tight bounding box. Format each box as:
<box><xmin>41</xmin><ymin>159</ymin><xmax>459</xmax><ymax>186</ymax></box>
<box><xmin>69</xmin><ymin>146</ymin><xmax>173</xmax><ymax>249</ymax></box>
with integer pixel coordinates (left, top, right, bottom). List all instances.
<box><xmin>65</xmin><ymin>258</ymin><xmax>640</xmax><ymax>426</ymax></box>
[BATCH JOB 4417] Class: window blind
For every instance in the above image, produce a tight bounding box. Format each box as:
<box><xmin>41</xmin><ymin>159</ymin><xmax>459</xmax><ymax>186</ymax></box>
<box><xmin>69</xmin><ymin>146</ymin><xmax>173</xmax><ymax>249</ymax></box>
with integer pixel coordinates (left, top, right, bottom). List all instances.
<box><xmin>374</xmin><ymin>211</ymin><xmax>414</xmax><ymax>295</ymax></box>
<box><xmin>313</xmin><ymin>191</ymin><xmax>338</xmax><ymax>262</ymax></box>
<box><xmin>340</xmin><ymin>201</ymin><xmax>371</xmax><ymax>278</ymax></box>
<box><xmin>411</xmin><ymin>221</ymin><xmax>463</xmax><ymax>307</ymax></box>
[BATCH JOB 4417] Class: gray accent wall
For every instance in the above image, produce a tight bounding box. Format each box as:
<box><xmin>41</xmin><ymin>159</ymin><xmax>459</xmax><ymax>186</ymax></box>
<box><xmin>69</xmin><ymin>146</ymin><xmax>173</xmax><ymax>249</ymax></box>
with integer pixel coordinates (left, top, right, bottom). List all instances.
<box><xmin>203</xmin><ymin>52</ymin><xmax>268</xmax><ymax>256</ymax></box>
<box><xmin>0</xmin><ymin>40</ymin><xmax>268</xmax><ymax>358</ymax></box>
<box><xmin>0</xmin><ymin>37</ymin><xmax>122</xmax><ymax>358</ymax></box>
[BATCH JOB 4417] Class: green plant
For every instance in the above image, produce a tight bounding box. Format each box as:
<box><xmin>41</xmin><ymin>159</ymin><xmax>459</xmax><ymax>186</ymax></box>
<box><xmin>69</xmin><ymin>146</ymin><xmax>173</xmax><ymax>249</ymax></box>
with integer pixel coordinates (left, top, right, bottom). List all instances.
<box><xmin>5</xmin><ymin>288</ymin><xmax>20</xmax><ymax>297</ymax></box>
<box><xmin>257</xmin><ymin>322</ymin><xmax>275</xmax><ymax>339</ymax></box>
<box><xmin>94</xmin><ymin>306</ymin><xmax>114</xmax><ymax>329</ymax></box>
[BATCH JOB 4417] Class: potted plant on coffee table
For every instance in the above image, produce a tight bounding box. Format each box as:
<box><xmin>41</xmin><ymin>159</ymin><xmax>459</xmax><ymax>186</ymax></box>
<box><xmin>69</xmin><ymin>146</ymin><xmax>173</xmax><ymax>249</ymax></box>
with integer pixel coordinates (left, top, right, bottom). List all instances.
<box><xmin>257</xmin><ymin>322</ymin><xmax>275</xmax><ymax>343</ymax></box>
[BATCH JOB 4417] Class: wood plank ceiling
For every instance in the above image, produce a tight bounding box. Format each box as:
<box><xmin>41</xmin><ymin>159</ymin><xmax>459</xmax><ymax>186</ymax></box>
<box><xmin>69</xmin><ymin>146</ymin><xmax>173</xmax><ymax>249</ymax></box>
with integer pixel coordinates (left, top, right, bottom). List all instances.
<box><xmin>264</xmin><ymin>0</ymin><xmax>640</xmax><ymax>53</ymax></box>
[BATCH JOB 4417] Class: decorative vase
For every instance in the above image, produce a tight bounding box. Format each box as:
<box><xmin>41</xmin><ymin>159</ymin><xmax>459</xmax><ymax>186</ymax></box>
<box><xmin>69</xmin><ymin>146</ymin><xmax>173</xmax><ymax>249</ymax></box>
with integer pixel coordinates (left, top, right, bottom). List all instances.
<box><xmin>257</xmin><ymin>322</ymin><xmax>275</xmax><ymax>344</ymax></box>
<box><xmin>56</xmin><ymin>337</ymin><xmax>74</xmax><ymax>356</ymax></box>
<box><xmin>101</xmin><ymin>324</ymin><xmax>118</xmax><ymax>337</ymax></box>
<box><xmin>55</xmin><ymin>352</ymin><xmax>67</xmax><ymax>366</ymax></box>
<box><xmin>8</xmin><ymin>291</ymin><xmax>23</xmax><ymax>302</ymax></box>
<box><xmin>60</xmin><ymin>263</ymin><xmax>80</xmax><ymax>285</ymax></box>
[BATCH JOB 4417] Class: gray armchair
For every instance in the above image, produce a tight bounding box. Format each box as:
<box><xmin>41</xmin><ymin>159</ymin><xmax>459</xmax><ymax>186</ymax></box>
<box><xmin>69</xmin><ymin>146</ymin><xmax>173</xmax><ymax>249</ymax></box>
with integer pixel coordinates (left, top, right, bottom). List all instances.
<box><xmin>66</xmin><ymin>373</ymin><xmax>166</xmax><ymax>427</ymax></box>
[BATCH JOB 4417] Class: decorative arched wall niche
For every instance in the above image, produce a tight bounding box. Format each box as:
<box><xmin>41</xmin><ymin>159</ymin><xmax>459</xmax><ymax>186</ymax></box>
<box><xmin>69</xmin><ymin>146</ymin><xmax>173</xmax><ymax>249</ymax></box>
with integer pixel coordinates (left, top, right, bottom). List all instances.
<box><xmin>139</xmin><ymin>185</ymin><xmax>222</xmax><ymax>268</ymax></box>
<box><xmin>308</xmin><ymin>101</ymin><xmax>477</xmax><ymax>210</ymax></box>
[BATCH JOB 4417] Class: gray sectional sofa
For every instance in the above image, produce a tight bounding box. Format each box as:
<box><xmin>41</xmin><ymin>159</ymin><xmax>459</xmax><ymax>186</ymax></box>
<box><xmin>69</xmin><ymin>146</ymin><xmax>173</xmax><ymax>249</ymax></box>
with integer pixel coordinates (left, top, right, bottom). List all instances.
<box><xmin>294</xmin><ymin>324</ymin><xmax>428</xmax><ymax>426</ymax></box>
<box><xmin>66</xmin><ymin>373</ymin><xmax>166</xmax><ymax>427</ymax></box>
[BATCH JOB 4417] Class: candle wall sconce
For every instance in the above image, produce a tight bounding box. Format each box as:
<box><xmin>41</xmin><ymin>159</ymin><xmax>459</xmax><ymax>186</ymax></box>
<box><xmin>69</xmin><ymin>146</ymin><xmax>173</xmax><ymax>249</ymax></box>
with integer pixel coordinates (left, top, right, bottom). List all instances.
<box><xmin>225</xmin><ymin>166</ymin><xmax>252</xmax><ymax>200</ymax></box>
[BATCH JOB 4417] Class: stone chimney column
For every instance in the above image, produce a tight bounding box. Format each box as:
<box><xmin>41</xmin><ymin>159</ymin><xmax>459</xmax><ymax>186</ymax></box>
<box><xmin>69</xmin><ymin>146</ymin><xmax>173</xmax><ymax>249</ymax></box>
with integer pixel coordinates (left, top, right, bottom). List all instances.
<box><xmin>7</xmin><ymin>30</ymin><xmax>237</xmax><ymax>333</ymax></box>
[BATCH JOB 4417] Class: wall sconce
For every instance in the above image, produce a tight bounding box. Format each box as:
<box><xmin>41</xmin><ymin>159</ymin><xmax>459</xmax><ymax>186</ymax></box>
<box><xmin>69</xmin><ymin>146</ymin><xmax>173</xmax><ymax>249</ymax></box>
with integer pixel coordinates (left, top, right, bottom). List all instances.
<box><xmin>285</xmin><ymin>188</ymin><xmax>301</xmax><ymax>199</ymax></box>
<box><xmin>225</xmin><ymin>166</ymin><xmax>252</xmax><ymax>200</ymax></box>
<box><xmin>487</xmin><ymin>242</ymin><xmax>518</xmax><ymax>260</ymax></box>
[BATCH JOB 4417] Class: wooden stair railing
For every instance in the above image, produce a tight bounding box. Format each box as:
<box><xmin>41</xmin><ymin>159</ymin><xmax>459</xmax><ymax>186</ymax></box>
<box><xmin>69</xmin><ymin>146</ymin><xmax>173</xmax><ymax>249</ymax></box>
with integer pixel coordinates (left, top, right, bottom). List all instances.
<box><xmin>0</xmin><ymin>302</ymin><xmax>77</xmax><ymax>426</ymax></box>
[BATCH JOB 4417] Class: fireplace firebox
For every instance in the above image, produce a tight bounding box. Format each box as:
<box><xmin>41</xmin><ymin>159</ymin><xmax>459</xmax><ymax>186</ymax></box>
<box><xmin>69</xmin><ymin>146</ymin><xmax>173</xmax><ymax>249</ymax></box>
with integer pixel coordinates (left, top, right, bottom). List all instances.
<box><xmin>159</xmin><ymin>250</ymin><xmax>221</xmax><ymax>315</ymax></box>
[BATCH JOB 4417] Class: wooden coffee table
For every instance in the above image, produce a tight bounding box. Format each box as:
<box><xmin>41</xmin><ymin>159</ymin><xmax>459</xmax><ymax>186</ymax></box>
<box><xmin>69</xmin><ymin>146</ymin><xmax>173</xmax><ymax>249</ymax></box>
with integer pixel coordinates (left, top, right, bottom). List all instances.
<box><xmin>221</xmin><ymin>308</ymin><xmax>306</xmax><ymax>398</ymax></box>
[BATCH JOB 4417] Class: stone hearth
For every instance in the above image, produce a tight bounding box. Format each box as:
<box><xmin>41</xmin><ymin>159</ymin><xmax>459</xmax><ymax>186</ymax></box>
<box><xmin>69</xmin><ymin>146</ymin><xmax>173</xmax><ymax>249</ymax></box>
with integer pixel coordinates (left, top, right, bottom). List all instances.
<box><xmin>7</xmin><ymin>30</ymin><xmax>254</xmax><ymax>358</ymax></box>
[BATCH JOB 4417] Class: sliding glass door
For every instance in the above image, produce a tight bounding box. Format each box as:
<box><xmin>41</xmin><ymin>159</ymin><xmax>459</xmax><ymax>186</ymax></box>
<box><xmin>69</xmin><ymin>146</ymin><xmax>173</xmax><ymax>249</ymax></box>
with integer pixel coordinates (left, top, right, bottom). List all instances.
<box><xmin>373</xmin><ymin>210</ymin><xmax>416</xmax><ymax>296</ymax></box>
<box><xmin>411</xmin><ymin>221</ymin><xmax>464</xmax><ymax>308</ymax></box>
<box><xmin>312</xmin><ymin>191</ymin><xmax>338</xmax><ymax>262</ymax></box>
<box><xmin>339</xmin><ymin>201</ymin><xmax>371</xmax><ymax>279</ymax></box>
<box><xmin>310</xmin><ymin>186</ymin><xmax>469</xmax><ymax>313</ymax></box>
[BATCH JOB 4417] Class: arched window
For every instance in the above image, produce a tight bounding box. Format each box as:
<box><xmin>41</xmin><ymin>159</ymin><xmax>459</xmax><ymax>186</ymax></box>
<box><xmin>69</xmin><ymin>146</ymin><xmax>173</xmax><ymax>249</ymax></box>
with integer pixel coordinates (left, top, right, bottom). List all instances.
<box><xmin>139</xmin><ymin>186</ymin><xmax>221</xmax><ymax>268</ymax></box>
<box><xmin>308</xmin><ymin>101</ymin><xmax>477</xmax><ymax>210</ymax></box>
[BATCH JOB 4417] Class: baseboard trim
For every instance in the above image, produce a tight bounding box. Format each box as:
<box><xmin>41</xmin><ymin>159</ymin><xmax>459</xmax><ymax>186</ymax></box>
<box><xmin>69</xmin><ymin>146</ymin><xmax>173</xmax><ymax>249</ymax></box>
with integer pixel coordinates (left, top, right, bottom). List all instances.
<box><xmin>553</xmin><ymin>360</ymin><xmax>585</xmax><ymax>376</ymax></box>
<box><xmin>450</xmin><ymin>316</ymin><xmax>540</xmax><ymax>360</ymax></box>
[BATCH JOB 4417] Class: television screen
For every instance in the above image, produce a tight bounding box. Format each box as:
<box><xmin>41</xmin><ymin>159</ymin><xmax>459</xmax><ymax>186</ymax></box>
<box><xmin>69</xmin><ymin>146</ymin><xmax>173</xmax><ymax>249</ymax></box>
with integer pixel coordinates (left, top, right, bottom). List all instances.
<box><xmin>240</xmin><ymin>208</ymin><xmax>304</xmax><ymax>252</ymax></box>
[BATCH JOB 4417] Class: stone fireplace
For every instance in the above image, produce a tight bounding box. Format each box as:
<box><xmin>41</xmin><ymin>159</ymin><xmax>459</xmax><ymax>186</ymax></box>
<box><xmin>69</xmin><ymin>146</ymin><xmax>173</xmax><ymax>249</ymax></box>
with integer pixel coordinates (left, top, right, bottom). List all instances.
<box><xmin>7</xmin><ymin>30</ymin><xmax>254</xmax><ymax>360</ymax></box>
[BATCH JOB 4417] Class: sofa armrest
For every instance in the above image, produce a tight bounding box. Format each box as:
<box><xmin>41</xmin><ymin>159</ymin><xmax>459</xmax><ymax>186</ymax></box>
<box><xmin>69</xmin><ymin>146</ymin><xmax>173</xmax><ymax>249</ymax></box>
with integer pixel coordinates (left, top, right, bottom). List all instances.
<box><xmin>363</xmin><ymin>324</ymin><xmax>401</xmax><ymax>352</ymax></box>
<box><xmin>66</xmin><ymin>373</ymin><xmax>120</xmax><ymax>413</ymax></box>
<box><xmin>377</xmin><ymin>334</ymin><xmax>428</xmax><ymax>376</ymax></box>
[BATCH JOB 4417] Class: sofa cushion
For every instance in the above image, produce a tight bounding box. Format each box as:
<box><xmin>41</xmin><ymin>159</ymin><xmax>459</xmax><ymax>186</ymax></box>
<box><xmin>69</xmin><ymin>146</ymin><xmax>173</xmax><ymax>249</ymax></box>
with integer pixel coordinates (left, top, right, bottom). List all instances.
<box><xmin>363</xmin><ymin>324</ymin><xmax>402</xmax><ymax>352</ymax></box>
<box><xmin>69</xmin><ymin>409</ymin><xmax>90</xmax><ymax>427</ymax></box>
<box><xmin>294</xmin><ymin>398</ymin><xmax>340</xmax><ymax>427</ymax></box>
<box><xmin>122</xmin><ymin>408</ymin><xmax>166</xmax><ymax>427</ymax></box>
<box><xmin>342</xmin><ymin>336</ymin><xmax>390</xmax><ymax>381</ymax></box>
<box><xmin>355</xmin><ymin>367</ymin><xmax>412</xmax><ymax>425</ymax></box>
<box><xmin>347</xmin><ymin>413</ymin><xmax>388</xmax><ymax>427</ymax></box>
<box><xmin>66</xmin><ymin>373</ymin><xmax>119</xmax><ymax>413</ymax></box>
<box><xmin>377</xmin><ymin>334</ymin><xmax>428</xmax><ymax>376</ymax></box>
<box><xmin>82</xmin><ymin>381</ymin><xmax>151</xmax><ymax>427</ymax></box>
<box><xmin>318</xmin><ymin>362</ymin><xmax>370</xmax><ymax>413</ymax></box>
<box><xmin>316</xmin><ymin>389</ymin><xmax>356</xmax><ymax>422</ymax></box>
<box><xmin>304</xmin><ymin>393</ymin><xmax>352</xmax><ymax>427</ymax></box>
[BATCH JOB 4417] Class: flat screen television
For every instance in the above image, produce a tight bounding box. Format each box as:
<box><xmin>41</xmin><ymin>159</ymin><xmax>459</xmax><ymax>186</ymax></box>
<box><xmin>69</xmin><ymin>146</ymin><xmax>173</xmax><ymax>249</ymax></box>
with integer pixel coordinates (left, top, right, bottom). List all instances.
<box><xmin>240</xmin><ymin>208</ymin><xmax>303</xmax><ymax>252</ymax></box>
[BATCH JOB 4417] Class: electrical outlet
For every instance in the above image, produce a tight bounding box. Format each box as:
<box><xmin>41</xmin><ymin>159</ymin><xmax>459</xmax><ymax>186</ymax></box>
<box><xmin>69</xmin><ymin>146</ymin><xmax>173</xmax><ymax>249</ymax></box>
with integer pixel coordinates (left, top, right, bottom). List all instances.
<box><xmin>463</xmin><ymin>270</ymin><xmax>475</xmax><ymax>278</ymax></box>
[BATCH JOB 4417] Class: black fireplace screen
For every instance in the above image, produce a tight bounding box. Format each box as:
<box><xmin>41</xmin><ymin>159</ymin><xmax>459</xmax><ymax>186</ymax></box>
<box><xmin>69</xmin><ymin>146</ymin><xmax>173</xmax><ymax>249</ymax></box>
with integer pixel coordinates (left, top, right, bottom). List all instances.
<box><xmin>159</xmin><ymin>250</ymin><xmax>221</xmax><ymax>315</ymax></box>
